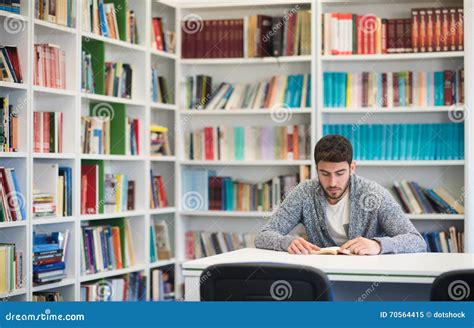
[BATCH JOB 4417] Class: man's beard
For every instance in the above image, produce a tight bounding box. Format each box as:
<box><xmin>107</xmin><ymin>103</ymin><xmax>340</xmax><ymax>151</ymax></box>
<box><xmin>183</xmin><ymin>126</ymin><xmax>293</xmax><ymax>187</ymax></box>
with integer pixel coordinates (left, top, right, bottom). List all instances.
<box><xmin>321</xmin><ymin>174</ymin><xmax>351</xmax><ymax>202</ymax></box>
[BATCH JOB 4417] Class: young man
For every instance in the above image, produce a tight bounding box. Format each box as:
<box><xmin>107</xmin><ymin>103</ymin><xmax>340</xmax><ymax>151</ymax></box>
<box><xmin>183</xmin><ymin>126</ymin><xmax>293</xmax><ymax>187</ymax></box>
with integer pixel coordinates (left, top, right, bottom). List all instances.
<box><xmin>255</xmin><ymin>135</ymin><xmax>427</xmax><ymax>255</ymax></box>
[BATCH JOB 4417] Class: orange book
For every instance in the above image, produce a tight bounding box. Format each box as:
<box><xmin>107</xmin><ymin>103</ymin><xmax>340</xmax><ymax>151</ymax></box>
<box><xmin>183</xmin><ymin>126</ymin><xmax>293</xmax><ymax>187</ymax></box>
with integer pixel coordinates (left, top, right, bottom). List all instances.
<box><xmin>293</xmin><ymin>125</ymin><xmax>299</xmax><ymax>160</ymax></box>
<box><xmin>112</xmin><ymin>226</ymin><xmax>123</xmax><ymax>269</ymax></box>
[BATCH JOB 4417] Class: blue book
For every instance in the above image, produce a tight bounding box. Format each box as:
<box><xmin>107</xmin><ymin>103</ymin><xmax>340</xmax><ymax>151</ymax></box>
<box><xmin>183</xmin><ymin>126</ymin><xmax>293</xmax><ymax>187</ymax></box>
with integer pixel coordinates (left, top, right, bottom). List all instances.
<box><xmin>392</xmin><ymin>124</ymin><xmax>401</xmax><ymax>160</ymax></box>
<box><xmin>33</xmin><ymin>261</ymin><xmax>65</xmax><ymax>273</ymax></box>
<box><xmin>399</xmin><ymin>125</ymin><xmax>407</xmax><ymax>160</ymax></box>
<box><xmin>422</xmin><ymin>233</ymin><xmax>431</xmax><ymax>252</ymax></box>
<box><xmin>340</xmin><ymin>73</ymin><xmax>347</xmax><ymax>108</ymax></box>
<box><xmin>323</xmin><ymin>73</ymin><xmax>329</xmax><ymax>107</ymax></box>
<box><xmin>399</xmin><ymin>72</ymin><xmax>406</xmax><ymax>107</ymax></box>
<box><xmin>295</xmin><ymin>75</ymin><xmax>304</xmax><ymax>108</ymax></box>
<box><xmin>306</xmin><ymin>74</ymin><xmax>311</xmax><ymax>107</ymax></box>
<box><xmin>98</xmin><ymin>2</ymin><xmax>109</xmax><ymax>38</ymax></box>
<box><xmin>376</xmin><ymin>73</ymin><xmax>383</xmax><ymax>107</ymax></box>
<box><xmin>434</xmin><ymin>72</ymin><xmax>444</xmax><ymax>106</ymax></box>
<box><xmin>284</xmin><ymin>75</ymin><xmax>294</xmax><ymax>107</ymax></box>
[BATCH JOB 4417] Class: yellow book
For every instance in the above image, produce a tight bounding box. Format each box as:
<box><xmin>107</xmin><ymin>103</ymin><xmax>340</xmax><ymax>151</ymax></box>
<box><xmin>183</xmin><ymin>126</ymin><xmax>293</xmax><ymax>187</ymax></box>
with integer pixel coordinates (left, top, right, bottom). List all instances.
<box><xmin>115</xmin><ymin>175</ymin><xmax>123</xmax><ymax>213</ymax></box>
<box><xmin>346</xmin><ymin>73</ymin><xmax>351</xmax><ymax>108</ymax></box>
<box><xmin>0</xmin><ymin>246</ymin><xmax>7</xmax><ymax>293</ymax></box>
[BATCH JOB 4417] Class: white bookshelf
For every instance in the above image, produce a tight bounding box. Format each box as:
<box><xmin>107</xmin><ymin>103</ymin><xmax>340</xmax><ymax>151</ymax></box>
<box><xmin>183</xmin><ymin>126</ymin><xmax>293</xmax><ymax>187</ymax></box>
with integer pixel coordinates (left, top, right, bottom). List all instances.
<box><xmin>0</xmin><ymin>0</ymin><xmax>472</xmax><ymax>303</ymax></box>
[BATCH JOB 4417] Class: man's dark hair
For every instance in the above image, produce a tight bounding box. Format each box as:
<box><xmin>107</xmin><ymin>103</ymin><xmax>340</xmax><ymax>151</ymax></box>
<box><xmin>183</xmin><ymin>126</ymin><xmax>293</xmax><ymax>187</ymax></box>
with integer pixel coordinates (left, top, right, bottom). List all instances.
<box><xmin>314</xmin><ymin>135</ymin><xmax>353</xmax><ymax>165</ymax></box>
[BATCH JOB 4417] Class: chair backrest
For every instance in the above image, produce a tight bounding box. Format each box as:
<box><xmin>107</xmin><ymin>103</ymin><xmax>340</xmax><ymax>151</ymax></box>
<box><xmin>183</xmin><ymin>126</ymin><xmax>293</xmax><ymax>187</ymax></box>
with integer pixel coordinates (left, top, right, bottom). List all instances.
<box><xmin>430</xmin><ymin>269</ymin><xmax>474</xmax><ymax>301</ymax></box>
<box><xmin>199</xmin><ymin>263</ymin><xmax>333</xmax><ymax>301</ymax></box>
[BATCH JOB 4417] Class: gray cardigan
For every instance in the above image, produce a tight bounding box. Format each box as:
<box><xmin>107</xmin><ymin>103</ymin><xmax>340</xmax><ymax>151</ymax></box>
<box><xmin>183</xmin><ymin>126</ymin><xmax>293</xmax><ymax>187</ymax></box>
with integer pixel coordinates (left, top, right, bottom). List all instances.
<box><xmin>255</xmin><ymin>174</ymin><xmax>427</xmax><ymax>254</ymax></box>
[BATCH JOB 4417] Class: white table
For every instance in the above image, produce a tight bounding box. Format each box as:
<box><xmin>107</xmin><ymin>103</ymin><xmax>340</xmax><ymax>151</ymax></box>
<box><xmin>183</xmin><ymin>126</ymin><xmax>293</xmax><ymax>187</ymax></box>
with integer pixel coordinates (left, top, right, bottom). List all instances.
<box><xmin>182</xmin><ymin>248</ymin><xmax>474</xmax><ymax>301</ymax></box>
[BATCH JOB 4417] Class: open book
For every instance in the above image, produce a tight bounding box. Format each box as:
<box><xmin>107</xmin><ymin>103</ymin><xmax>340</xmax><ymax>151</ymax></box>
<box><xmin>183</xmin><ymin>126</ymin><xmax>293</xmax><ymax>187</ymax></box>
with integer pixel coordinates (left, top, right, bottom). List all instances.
<box><xmin>309</xmin><ymin>246</ymin><xmax>353</xmax><ymax>255</ymax></box>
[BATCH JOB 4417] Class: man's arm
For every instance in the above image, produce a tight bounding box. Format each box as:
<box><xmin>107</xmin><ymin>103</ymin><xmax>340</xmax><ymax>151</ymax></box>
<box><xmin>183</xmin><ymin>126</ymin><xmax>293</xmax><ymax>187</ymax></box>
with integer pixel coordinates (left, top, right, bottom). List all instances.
<box><xmin>372</xmin><ymin>188</ymin><xmax>427</xmax><ymax>254</ymax></box>
<box><xmin>254</xmin><ymin>183</ymin><xmax>305</xmax><ymax>251</ymax></box>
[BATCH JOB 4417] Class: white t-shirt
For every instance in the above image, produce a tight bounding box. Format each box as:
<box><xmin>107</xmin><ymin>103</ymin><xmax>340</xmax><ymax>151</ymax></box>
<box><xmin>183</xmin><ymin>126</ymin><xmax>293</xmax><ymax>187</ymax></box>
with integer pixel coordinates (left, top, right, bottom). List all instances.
<box><xmin>326</xmin><ymin>192</ymin><xmax>350</xmax><ymax>246</ymax></box>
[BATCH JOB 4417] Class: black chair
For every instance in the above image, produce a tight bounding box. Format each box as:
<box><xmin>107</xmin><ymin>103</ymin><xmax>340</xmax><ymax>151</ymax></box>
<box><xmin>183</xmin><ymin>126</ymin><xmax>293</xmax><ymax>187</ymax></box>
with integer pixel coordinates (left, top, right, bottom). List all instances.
<box><xmin>199</xmin><ymin>263</ymin><xmax>333</xmax><ymax>301</ymax></box>
<box><xmin>430</xmin><ymin>269</ymin><xmax>474</xmax><ymax>301</ymax></box>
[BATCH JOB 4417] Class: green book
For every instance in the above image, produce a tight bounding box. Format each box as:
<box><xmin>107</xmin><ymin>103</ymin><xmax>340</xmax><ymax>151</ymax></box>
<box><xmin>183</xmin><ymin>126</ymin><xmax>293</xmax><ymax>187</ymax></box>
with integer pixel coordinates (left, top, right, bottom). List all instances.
<box><xmin>82</xmin><ymin>39</ymin><xmax>105</xmax><ymax>95</ymax></box>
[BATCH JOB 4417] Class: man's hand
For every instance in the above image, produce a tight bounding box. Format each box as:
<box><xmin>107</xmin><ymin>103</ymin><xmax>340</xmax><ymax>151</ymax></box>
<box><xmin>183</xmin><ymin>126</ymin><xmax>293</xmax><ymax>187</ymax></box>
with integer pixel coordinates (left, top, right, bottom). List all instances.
<box><xmin>340</xmin><ymin>237</ymin><xmax>381</xmax><ymax>255</ymax></box>
<box><xmin>287</xmin><ymin>237</ymin><xmax>320</xmax><ymax>255</ymax></box>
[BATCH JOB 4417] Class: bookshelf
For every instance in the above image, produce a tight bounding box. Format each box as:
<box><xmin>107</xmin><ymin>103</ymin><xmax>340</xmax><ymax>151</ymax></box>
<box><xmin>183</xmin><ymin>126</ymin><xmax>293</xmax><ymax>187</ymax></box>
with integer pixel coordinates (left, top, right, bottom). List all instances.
<box><xmin>0</xmin><ymin>0</ymin><xmax>472</xmax><ymax>302</ymax></box>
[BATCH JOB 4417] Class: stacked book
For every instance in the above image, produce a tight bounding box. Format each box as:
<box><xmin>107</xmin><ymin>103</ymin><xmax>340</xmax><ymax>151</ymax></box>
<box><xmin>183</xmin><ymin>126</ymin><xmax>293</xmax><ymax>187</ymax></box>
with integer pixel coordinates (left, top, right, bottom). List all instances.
<box><xmin>182</xmin><ymin>166</ymin><xmax>310</xmax><ymax>212</ymax></box>
<box><xmin>185</xmin><ymin>231</ymin><xmax>256</xmax><ymax>259</ymax></box>
<box><xmin>33</xmin><ymin>112</ymin><xmax>63</xmax><ymax>153</ymax></box>
<box><xmin>35</xmin><ymin>0</ymin><xmax>76</xmax><ymax>27</ymax></box>
<box><xmin>422</xmin><ymin>227</ymin><xmax>464</xmax><ymax>253</ymax></box>
<box><xmin>0</xmin><ymin>167</ymin><xmax>26</xmax><ymax>222</ymax></box>
<box><xmin>185</xmin><ymin>125</ymin><xmax>311</xmax><ymax>161</ymax></box>
<box><xmin>0</xmin><ymin>243</ymin><xmax>23</xmax><ymax>294</ymax></box>
<box><xmin>81</xmin><ymin>273</ymin><xmax>146</xmax><ymax>301</ymax></box>
<box><xmin>322</xmin><ymin>7</ymin><xmax>463</xmax><ymax>55</ymax></box>
<box><xmin>33</xmin><ymin>230</ymin><xmax>69</xmax><ymax>285</ymax></box>
<box><xmin>33</xmin><ymin>192</ymin><xmax>56</xmax><ymax>217</ymax></box>
<box><xmin>0</xmin><ymin>0</ymin><xmax>20</xmax><ymax>14</ymax></box>
<box><xmin>0</xmin><ymin>95</ymin><xmax>19</xmax><ymax>152</ymax></box>
<box><xmin>152</xmin><ymin>17</ymin><xmax>176</xmax><ymax>53</ymax></box>
<box><xmin>105</xmin><ymin>62</ymin><xmax>132</xmax><ymax>99</ymax></box>
<box><xmin>33</xmin><ymin>291</ymin><xmax>63</xmax><ymax>302</ymax></box>
<box><xmin>150</xmin><ymin>125</ymin><xmax>171</xmax><ymax>156</ymax></box>
<box><xmin>0</xmin><ymin>46</ymin><xmax>23</xmax><ymax>83</ymax></box>
<box><xmin>150</xmin><ymin>170</ymin><xmax>168</xmax><ymax>209</ymax></box>
<box><xmin>184</xmin><ymin>74</ymin><xmax>311</xmax><ymax>110</ymax></box>
<box><xmin>324</xmin><ymin>70</ymin><xmax>464</xmax><ymax>108</ymax></box>
<box><xmin>393</xmin><ymin>181</ymin><xmax>464</xmax><ymax>215</ymax></box>
<box><xmin>324</xmin><ymin>123</ymin><xmax>464</xmax><ymax>161</ymax></box>
<box><xmin>80</xmin><ymin>218</ymin><xmax>136</xmax><ymax>275</ymax></box>
<box><xmin>34</xmin><ymin>44</ymin><xmax>66</xmax><ymax>89</ymax></box>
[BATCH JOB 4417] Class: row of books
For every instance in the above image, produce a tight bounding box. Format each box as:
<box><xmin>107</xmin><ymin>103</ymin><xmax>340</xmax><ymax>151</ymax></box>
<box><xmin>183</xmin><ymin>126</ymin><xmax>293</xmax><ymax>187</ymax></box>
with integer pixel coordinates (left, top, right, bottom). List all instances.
<box><xmin>81</xmin><ymin>51</ymin><xmax>95</xmax><ymax>93</ymax></box>
<box><xmin>0</xmin><ymin>96</ymin><xmax>18</xmax><ymax>152</ymax></box>
<box><xmin>81</xmin><ymin>0</ymin><xmax>138</xmax><ymax>44</ymax></box>
<box><xmin>0</xmin><ymin>46</ymin><xmax>23</xmax><ymax>83</ymax></box>
<box><xmin>182</xmin><ymin>11</ymin><xmax>311</xmax><ymax>59</ymax></box>
<box><xmin>150</xmin><ymin>220</ymin><xmax>172</xmax><ymax>262</ymax></box>
<box><xmin>150</xmin><ymin>125</ymin><xmax>171</xmax><ymax>157</ymax></box>
<box><xmin>105</xmin><ymin>62</ymin><xmax>132</xmax><ymax>99</ymax></box>
<box><xmin>34</xmin><ymin>44</ymin><xmax>66</xmax><ymax>90</ymax></box>
<box><xmin>183</xmin><ymin>167</ymin><xmax>309</xmax><ymax>212</ymax></box>
<box><xmin>422</xmin><ymin>227</ymin><xmax>464</xmax><ymax>253</ymax></box>
<box><xmin>33</xmin><ymin>291</ymin><xmax>63</xmax><ymax>302</ymax></box>
<box><xmin>185</xmin><ymin>125</ymin><xmax>311</xmax><ymax>161</ymax></box>
<box><xmin>32</xmin><ymin>164</ymin><xmax>72</xmax><ymax>217</ymax></box>
<box><xmin>0</xmin><ymin>167</ymin><xmax>25</xmax><ymax>222</ymax></box>
<box><xmin>151</xmin><ymin>17</ymin><xmax>175</xmax><ymax>53</ymax></box>
<box><xmin>80</xmin><ymin>218</ymin><xmax>136</xmax><ymax>275</ymax></box>
<box><xmin>324</xmin><ymin>123</ymin><xmax>464</xmax><ymax>161</ymax></box>
<box><xmin>149</xmin><ymin>171</ymin><xmax>168</xmax><ymax>209</ymax></box>
<box><xmin>32</xmin><ymin>230</ymin><xmax>69</xmax><ymax>285</ymax></box>
<box><xmin>81</xmin><ymin>273</ymin><xmax>146</xmax><ymax>301</ymax></box>
<box><xmin>185</xmin><ymin>231</ymin><xmax>256</xmax><ymax>259</ymax></box>
<box><xmin>151</xmin><ymin>267</ymin><xmax>174</xmax><ymax>301</ymax></box>
<box><xmin>35</xmin><ymin>0</ymin><xmax>75</xmax><ymax>28</ymax></box>
<box><xmin>184</xmin><ymin>74</ymin><xmax>311</xmax><ymax>110</ymax></box>
<box><xmin>151</xmin><ymin>69</ymin><xmax>172</xmax><ymax>104</ymax></box>
<box><xmin>33</xmin><ymin>112</ymin><xmax>63</xmax><ymax>153</ymax></box>
<box><xmin>104</xmin><ymin>173</ymin><xmax>135</xmax><ymax>214</ymax></box>
<box><xmin>0</xmin><ymin>0</ymin><xmax>20</xmax><ymax>14</ymax></box>
<box><xmin>81</xmin><ymin>116</ymin><xmax>140</xmax><ymax>156</ymax></box>
<box><xmin>322</xmin><ymin>7</ymin><xmax>463</xmax><ymax>55</ymax></box>
<box><xmin>393</xmin><ymin>181</ymin><xmax>464</xmax><ymax>215</ymax></box>
<box><xmin>82</xmin><ymin>168</ymin><xmax>135</xmax><ymax>215</ymax></box>
<box><xmin>247</xmin><ymin>11</ymin><xmax>311</xmax><ymax>58</ymax></box>
<box><xmin>324</xmin><ymin>70</ymin><xmax>464</xmax><ymax>108</ymax></box>
<box><xmin>0</xmin><ymin>244</ymin><xmax>23</xmax><ymax>294</ymax></box>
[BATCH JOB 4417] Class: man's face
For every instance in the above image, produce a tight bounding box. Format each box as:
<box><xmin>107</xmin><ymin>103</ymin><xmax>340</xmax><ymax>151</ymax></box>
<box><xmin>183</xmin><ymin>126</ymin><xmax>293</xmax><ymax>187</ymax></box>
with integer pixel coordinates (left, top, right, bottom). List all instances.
<box><xmin>317</xmin><ymin>161</ymin><xmax>355</xmax><ymax>200</ymax></box>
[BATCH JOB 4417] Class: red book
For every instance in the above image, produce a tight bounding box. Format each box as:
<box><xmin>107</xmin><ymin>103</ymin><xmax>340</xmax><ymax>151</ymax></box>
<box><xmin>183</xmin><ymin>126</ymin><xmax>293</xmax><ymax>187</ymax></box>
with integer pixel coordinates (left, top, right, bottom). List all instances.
<box><xmin>426</xmin><ymin>9</ymin><xmax>434</xmax><ymax>52</ymax></box>
<box><xmin>152</xmin><ymin>18</ymin><xmax>164</xmax><ymax>51</ymax></box>
<box><xmin>81</xmin><ymin>164</ymin><xmax>98</xmax><ymax>215</ymax></box>
<box><xmin>395</xmin><ymin>19</ymin><xmax>405</xmax><ymax>53</ymax></box>
<box><xmin>387</xmin><ymin>19</ymin><xmax>396</xmax><ymax>53</ymax></box>
<box><xmin>0</xmin><ymin>168</ymin><xmax>17</xmax><ymax>221</ymax></box>
<box><xmin>286</xmin><ymin>13</ymin><xmax>296</xmax><ymax>56</ymax></box>
<box><xmin>204</xmin><ymin>127</ymin><xmax>214</xmax><ymax>160</ymax></box>
<box><xmin>210</xmin><ymin>19</ymin><xmax>218</xmax><ymax>58</ymax></box>
<box><xmin>43</xmin><ymin>112</ymin><xmax>50</xmax><ymax>153</ymax></box>
<box><xmin>412</xmin><ymin>10</ymin><xmax>419</xmax><ymax>52</ymax></box>
<box><xmin>209</xmin><ymin>176</ymin><xmax>222</xmax><ymax>210</ymax></box>
<box><xmin>157</xmin><ymin>176</ymin><xmax>167</xmax><ymax>207</ymax></box>
<box><xmin>393</xmin><ymin>72</ymin><xmax>399</xmax><ymax>106</ymax></box>
<box><xmin>382</xmin><ymin>73</ymin><xmax>388</xmax><ymax>107</ymax></box>
<box><xmin>237</xmin><ymin>19</ymin><xmax>244</xmax><ymax>57</ymax></box>
<box><xmin>33</xmin><ymin>112</ymin><xmax>41</xmax><ymax>152</ymax></box>
<box><xmin>441</xmin><ymin>9</ymin><xmax>449</xmax><ymax>51</ymax></box>
<box><xmin>444</xmin><ymin>70</ymin><xmax>453</xmax><ymax>106</ymax></box>
<box><xmin>133</xmin><ymin>119</ymin><xmax>139</xmax><ymax>155</ymax></box>
<box><xmin>434</xmin><ymin>9</ymin><xmax>442</xmax><ymax>51</ymax></box>
<box><xmin>404</xmin><ymin>19</ymin><xmax>412</xmax><ymax>53</ymax></box>
<box><xmin>356</xmin><ymin>15</ymin><xmax>363</xmax><ymax>54</ymax></box>
<box><xmin>408</xmin><ymin>72</ymin><xmax>413</xmax><ymax>105</ymax></box>
<box><xmin>362</xmin><ymin>72</ymin><xmax>368</xmax><ymax>107</ymax></box>
<box><xmin>457</xmin><ymin>8</ymin><xmax>464</xmax><ymax>51</ymax></box>
<box><xmin>185</xmin><ymin>232</ymin><xmax>196</xmax><ymax>259</ymax></box>
<box><xmin>419</xmin><ymin>10</ymin><xmax>427</xmax><ymax>52</ymax></box>
<box><xmin>293</xmin><ymin>125</ymin><xmax>299</xmax><ymax>160</ymax></box>
<box><xmin>449</xmin><ymin>8</ymin><xmax>457</xmax><ymax>51</ymax></box>
<box><xmin>381</xmin><ymin>19</ymin><xmax>388</xmax><ymax>54</ymax></box>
